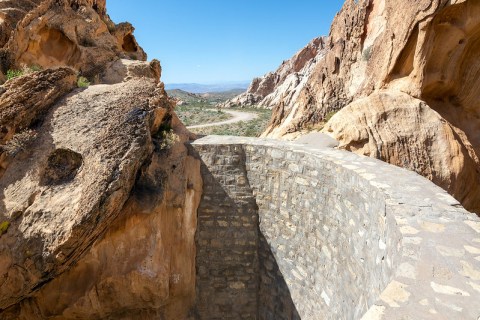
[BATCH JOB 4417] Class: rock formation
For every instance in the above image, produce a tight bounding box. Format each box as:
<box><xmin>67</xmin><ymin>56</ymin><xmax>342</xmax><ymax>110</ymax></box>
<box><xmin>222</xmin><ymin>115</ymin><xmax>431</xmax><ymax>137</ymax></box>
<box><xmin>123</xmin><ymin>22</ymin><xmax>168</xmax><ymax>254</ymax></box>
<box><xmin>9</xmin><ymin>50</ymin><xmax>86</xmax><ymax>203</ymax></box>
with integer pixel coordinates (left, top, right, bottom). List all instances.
<box><xmin>219</xmin><ymin>37</ymin><xmax>326</xmax><ymax>109</ymax></box>
<box><xmin>0</xmin><ymin>0</ymin><xmax>145</xmax><ymax>81</ymax></box>
<box><xmin>0</xmin><ymin>0</ymin><xmax>479</xmax><ymax>318</ymax></box>
<box><xmin>226</xmin><ymin>0</ymin><xmax>480</xmax><ymax>214</ymax></box>
<box><xmin>324</xmin><ymin>0</ymin><xmax>480</xmax><ymax>215</ymax></box>
<box><xmin>0</xmin><ymin>72</ymin><xmax>201</xmax><ymax>318</ymax></box>
<box><xmin>0</xmin><ymin>1</ymin><xmax>202</xmax><ymax>319</ymax></box>
<box><xmin>0</xmin><ymin>0</ymin><xmax>43</xmax><ymax>48</ymax></box>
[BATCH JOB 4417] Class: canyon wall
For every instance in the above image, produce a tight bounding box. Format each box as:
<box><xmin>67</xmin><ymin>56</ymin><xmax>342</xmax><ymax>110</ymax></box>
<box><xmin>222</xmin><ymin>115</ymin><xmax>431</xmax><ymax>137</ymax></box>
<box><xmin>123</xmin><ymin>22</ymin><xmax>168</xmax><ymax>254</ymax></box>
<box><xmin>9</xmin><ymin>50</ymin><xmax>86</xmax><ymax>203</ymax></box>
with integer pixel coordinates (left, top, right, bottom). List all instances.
<box><xmin>224</xmin><ymin>0</ymin><xmax>480</xmax><ymax>214</ymax></box>
<box><xmin>219</xmin><ymin>37</ymin><xmax>326</xmax><ymax>109</ymax></box>
<box><xmin>0</xmin><ymin>0</ymin><xmax>145</xmax><ymax>81</ymax></box>
<box><xmin>0</xmin><ymin>1</ymin><xmax>202</xmax><ymax>319</ymax></box>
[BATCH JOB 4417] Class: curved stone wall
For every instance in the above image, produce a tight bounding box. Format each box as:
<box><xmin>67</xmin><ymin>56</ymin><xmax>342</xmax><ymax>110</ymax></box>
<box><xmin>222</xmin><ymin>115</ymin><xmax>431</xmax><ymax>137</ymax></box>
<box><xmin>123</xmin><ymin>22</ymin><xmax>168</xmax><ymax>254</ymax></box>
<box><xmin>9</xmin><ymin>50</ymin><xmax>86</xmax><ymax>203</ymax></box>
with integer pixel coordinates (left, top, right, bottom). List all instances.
<box><xmin>190</xmin><ymin>136</ymin><xmax>480</xmax><ymax>320</ymax></box>
<box><xmin>245</xmin><ymin>143</ymin><xmax>400</xmax><ymax>319</ymax></box>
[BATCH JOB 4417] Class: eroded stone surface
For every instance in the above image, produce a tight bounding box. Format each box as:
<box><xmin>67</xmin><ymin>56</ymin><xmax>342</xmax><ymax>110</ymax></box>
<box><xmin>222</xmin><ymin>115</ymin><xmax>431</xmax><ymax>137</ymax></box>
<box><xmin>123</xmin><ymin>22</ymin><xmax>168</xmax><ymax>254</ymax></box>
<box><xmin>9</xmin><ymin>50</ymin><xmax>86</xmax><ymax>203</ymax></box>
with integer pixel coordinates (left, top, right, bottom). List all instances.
<box><xmin>224</xmin><ymin>0</ymin><xmax>480</xmax><ymax>215</ymax></box>
<box><xmin>0</xmin><ymin>75</ymin><xmax>202</xmax><ymax>319</ymax></box>
<box><xmin>0</xmin><ymin>0</ymin><xmax>146</xmax><ymax>81</ymax></box>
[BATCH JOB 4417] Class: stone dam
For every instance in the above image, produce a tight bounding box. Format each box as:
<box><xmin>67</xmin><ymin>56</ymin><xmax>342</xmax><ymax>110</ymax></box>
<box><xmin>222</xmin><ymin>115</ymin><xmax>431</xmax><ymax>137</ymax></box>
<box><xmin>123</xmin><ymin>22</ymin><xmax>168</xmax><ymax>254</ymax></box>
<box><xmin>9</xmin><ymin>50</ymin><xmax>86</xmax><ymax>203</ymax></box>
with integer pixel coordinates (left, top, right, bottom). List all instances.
<box><xmin>187</xmin><ymin>135</ymin><xmax>480</xmax><ymax>320</ymax></box>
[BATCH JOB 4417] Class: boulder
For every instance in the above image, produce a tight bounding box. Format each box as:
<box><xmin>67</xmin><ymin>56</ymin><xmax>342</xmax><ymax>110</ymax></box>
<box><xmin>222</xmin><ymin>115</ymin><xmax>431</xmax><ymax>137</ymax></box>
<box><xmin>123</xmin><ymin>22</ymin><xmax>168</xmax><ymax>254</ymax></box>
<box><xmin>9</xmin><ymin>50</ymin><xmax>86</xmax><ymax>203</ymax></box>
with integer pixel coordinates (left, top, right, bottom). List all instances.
<box><xmin>101</xmin><ymin>59</ymin><xmax>161</xmax><ymax>84</ymax></box>
<box><xmin>324</xmin><ymin>91</ymin><xmax>480</xmax><ymax>213</ymax></box>
<box><xmin>0</xmin><ymin>74</ymin><xmax>201</xmax><ymax>318</ymax></box>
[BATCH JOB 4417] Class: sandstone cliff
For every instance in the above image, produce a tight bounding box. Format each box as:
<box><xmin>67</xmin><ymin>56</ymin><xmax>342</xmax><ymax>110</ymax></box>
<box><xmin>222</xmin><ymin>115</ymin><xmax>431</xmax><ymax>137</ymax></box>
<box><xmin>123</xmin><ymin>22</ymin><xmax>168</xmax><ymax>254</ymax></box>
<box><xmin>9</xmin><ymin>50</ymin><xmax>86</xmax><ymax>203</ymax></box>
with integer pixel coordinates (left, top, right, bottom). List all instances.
<box><xmin>219</xmin><ymin>37</ymin><xmax>326</xmax><ymax>109</ymax></box>
<box><xmin>232</xmin><ymin>0</ymin><xmax>480</xmax><ymax>214</ymax></box>
<box><xmin>0</xmin><ymin>0</ymin><xmax>145</xmax><ymax>82</ymax></box>
<box><xmin>0</xmin><ymin>1</ymin><xmax>202</xmax><ymax>319</ymax></box>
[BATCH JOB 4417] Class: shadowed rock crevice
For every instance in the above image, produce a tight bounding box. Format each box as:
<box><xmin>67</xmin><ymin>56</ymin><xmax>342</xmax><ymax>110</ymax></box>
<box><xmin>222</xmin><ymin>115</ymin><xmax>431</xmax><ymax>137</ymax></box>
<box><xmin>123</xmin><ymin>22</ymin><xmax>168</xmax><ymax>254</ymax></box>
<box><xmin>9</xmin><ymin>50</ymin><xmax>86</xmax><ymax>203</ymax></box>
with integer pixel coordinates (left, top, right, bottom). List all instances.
<box><xmin>41</xmin><ymin>148</ymin><xmax>83</xmax><ymax>185</ymax></box>
<box><xmin>388</xmin><ymin>24</ymin><xmax>419</xmax><ymax>80</ymax></box>
<box><xmin>122</xmin><ymin>34</ymin><xmax>138</xmax><ymax>53</ymax></box>
<box><xmin>19</xmin><ymin>26</ymin><xmax>81</xmax><ymax>68</ymax></box>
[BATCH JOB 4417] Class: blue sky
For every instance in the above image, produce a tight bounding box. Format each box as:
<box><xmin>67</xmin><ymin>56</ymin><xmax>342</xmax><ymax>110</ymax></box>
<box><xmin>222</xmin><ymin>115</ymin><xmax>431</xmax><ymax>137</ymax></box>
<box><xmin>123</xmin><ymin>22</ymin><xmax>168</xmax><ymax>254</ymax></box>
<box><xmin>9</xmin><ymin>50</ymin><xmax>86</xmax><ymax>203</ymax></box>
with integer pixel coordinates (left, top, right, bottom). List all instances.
<box><xmin>108</xmin><ymin>1</ymin><xmax>345</xmax><ymax>84</ymax></box>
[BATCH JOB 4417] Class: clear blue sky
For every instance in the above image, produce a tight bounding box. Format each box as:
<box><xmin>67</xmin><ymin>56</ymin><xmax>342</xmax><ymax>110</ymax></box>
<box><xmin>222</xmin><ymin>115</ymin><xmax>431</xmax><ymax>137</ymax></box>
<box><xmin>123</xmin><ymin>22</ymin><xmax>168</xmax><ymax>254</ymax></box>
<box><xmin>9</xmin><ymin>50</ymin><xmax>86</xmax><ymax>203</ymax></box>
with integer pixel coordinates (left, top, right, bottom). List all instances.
<box><xmin>108</xmin><ymin>1</ymin><xmax>345</xmax><ymax>84</ymax></box>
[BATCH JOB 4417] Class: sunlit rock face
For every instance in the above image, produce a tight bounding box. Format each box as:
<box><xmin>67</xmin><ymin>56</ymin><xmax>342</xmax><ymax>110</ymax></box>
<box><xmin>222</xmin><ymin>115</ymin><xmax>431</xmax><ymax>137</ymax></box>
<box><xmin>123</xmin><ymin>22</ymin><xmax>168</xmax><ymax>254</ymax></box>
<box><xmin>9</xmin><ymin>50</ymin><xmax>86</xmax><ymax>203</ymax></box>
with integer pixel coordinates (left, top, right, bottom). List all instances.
<box><xmin>219</xmin><ymin>37</ymin><xmax>326</xmax><ymax>109</ymax></box>
<box><xmin>0</xmin><ymin>1</ymin><xmax>202</xmax><ymax>318</ymax></box>
<box><xmin>322</xmin><ymin>0</ymin><xmax>480</xmax><ymax>214</ymax></box>
<box><xmin>226</xmin><ymin>0</ymin><xmax>480</xmax><ymax>214</ymax></box>
<box><xmin>0</xmin><ymin>0</ymin><xmax>145</xmax><ymax>81</ymax></box>
<box><xmin>0</xmin><ymin>65</ymin><xmax>203</xmax><ymax>318</ymax></box>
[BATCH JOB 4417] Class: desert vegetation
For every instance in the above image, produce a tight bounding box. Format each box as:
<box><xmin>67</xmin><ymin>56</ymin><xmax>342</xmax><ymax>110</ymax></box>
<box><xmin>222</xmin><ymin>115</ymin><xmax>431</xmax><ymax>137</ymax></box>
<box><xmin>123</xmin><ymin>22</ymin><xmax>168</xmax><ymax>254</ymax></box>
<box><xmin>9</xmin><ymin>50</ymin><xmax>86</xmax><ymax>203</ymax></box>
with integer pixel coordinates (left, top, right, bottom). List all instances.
<box><xmin>189</xmin><ymin>107</ymin><xmax>271</xmax><ymax>137</ymax></box>
<box><xmin>176</xmin><ymin>105</ymin><xmax>232</xmax><ymax>127</ymax></box>
<box><xmin>6</xmin><ymin>65</ymin><xmax>42</xmax><ymax>80</ymax></box>
<box><xmin>169</xmin><ymin>89</ymin><xmax>271</xmax><ymax>137</ymax></box>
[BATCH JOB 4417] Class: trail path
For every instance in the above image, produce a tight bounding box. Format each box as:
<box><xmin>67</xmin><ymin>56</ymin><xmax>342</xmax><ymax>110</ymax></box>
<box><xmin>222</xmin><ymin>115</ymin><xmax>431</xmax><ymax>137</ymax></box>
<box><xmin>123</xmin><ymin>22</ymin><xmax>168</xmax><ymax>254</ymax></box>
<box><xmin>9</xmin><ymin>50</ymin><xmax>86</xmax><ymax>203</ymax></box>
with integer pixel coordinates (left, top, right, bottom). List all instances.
<box><xmin>187</xmin><ymin>109</ymin><xmax>258</xmax><ymax>129</ymax></box>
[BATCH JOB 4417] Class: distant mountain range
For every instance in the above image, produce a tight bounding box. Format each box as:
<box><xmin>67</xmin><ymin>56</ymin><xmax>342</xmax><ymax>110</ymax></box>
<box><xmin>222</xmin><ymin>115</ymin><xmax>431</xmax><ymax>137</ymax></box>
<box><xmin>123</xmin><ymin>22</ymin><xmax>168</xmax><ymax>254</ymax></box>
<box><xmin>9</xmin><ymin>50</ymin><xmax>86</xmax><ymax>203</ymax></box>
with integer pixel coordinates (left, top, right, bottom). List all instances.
<box><xmin>165</xmin><ymin>82</ymin><xmax>250</xmax><ymax>93</ymax></box>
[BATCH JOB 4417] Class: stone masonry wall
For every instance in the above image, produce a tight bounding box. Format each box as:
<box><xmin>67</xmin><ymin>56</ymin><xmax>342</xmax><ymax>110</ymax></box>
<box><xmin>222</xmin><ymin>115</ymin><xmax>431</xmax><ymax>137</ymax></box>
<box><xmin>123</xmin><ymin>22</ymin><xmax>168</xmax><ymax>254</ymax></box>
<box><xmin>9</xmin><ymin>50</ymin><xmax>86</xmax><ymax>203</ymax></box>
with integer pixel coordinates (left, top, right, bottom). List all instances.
<box><xmin>192</xmin><ymin>145</ymin><xmax>259</xmax><ymax>319</ymax></box>
<box><xmin>258</xmin><ymin>233</ymin><xmax>300</xmax><ymax>320</ymax></box>
<box><xmin>243</xmin><ymin>144</ymin><xmax>401</xmax><ymax>319</ymax></box>
<box><xmin>190</xmin><ymin>143</ymin><xmax>300</xmax><ymax>320</ymax></box>
<box><xmin>190</xmin><ymin>136</ymin><xmax>480</xmax><ymax>320</ymax></box>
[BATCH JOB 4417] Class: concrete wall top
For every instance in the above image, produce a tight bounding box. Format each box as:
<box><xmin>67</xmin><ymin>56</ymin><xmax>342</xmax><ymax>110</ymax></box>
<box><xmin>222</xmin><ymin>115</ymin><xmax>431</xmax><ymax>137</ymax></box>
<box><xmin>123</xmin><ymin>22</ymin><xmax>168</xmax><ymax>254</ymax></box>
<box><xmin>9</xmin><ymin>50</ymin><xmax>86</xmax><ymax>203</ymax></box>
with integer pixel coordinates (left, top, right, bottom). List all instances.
<box><xmin>192</xmin><ymin>135</ymin><xmax>480</xmax><ymax>320</ymax></box>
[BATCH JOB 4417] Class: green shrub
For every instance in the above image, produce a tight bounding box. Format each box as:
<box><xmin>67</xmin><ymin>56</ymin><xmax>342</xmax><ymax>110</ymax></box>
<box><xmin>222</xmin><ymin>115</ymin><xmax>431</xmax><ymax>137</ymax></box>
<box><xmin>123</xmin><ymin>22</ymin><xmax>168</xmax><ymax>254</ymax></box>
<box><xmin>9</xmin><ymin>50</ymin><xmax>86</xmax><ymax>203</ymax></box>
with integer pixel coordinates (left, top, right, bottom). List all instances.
<box><xmin>158</xmin><ymin>129</ymin><xmax>179</xmax><ymax>150</ymax></box>
<box><xmin>6</xmin><ymin>69</ymin><xmax>23</xmax><ymax>80</ymax></box>
<box><xmin>6</xmin><ymin>65</ymin><xmax>43</xmax><ymax>80</ymax></box>
<box><xmin>77</xmin><ymin>76</ymin><xmax>90</xmax><ymax>88</ymax></box>
<box><xmin>0</xmin><ymin>221</ymin><xmax>10</xmax><ymax>236</ymax></box>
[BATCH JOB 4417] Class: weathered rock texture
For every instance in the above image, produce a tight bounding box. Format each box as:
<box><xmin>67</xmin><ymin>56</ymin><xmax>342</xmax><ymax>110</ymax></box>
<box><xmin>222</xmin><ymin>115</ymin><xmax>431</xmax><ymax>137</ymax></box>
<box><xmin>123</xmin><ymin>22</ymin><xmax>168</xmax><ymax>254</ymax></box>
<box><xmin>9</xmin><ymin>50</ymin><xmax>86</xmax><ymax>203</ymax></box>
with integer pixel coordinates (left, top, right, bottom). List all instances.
<box><xmin>0</xmin><ymin>0</ymin><xmax>43</xmax><ymax>48</ymax></box>
<box><xmin>219</xmin><ymin>37</ymin><xmax>325</xmax><ymax>109</ymax></box>
<box><xmin>0</xmin><ymin>67</ymin><xmax>202</xmax><ymax>318</ymax></box>
<box><xmin>0</xmin><ymin>0</ymin><xmax>145</xmax><ymax>81</ymax></box>
<box><xmin>322</xmin><ymin>0</ymin><xmax>480</xmax><ymax>214</ymax></box>
<box><xmin>0</xmin><ymin>0</ymin><xmax>204</xmax><ymax>315</ymax></box>
<box><xmin>226</xmin><ymin>0</ymin><xmax>480</xmax><ymax>213</ymax></box>
<box><xmin>0</xmin><ymin>67</ymin><xmax>77</xmax><ymax>178</ymax></box>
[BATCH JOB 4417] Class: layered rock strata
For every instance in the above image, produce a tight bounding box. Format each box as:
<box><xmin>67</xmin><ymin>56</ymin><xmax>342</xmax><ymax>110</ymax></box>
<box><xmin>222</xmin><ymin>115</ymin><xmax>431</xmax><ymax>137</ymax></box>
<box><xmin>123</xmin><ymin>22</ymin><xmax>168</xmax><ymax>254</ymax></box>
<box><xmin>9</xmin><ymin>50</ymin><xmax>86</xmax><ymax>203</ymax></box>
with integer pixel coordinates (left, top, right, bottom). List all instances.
<box><xmin>219</xmin><ymin>37</ymin><xmax>325</xmax><ymax>109</ymax></box>
<box><xmin>225</xmin><ymin>0</ymin><xmax>480</xmax><ymax>213</ymax></box>
<box><xmin>0</xmin><ymin>0</ymin><xmax>145</xmax><ymax>81</ymax></box>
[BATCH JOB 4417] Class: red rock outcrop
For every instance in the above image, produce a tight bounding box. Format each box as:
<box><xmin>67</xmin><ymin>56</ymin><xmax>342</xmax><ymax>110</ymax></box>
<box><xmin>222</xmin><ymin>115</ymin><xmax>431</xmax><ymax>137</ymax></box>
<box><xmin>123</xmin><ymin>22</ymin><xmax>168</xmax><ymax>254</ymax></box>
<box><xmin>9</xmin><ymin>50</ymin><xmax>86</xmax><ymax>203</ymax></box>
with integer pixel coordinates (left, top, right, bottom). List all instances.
<box><xmin>0</xmin><ymin>69</ymin><xmax>201</xmax><ymax>319</ymax></box>
<box><xmin>0</xmin><ymin>0</ymin><xmax>145</xmax><ymax>81</ymax></box>
<box><xmin>0</xmin><ymin>1</ymin><xmax>202</xmax><ymax>319</ymax></box>
<box><xmin>234</xmin><ymin>0</ymin><xmax>480</xmax><ymax>214</ymax></box>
